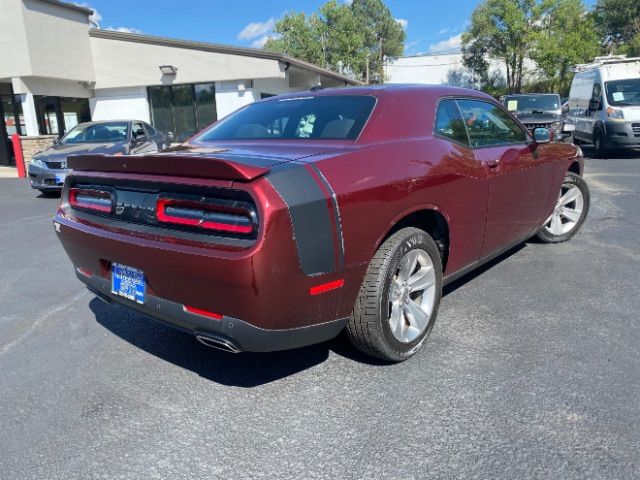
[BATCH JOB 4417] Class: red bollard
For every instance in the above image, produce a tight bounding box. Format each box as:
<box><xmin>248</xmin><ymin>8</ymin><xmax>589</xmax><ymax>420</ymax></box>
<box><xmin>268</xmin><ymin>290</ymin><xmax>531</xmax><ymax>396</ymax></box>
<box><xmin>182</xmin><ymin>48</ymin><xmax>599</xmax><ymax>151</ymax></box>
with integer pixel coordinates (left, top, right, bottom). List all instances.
<box><xmin>12</xmin><ymin>134</ymin><xmax>26</xmax><ymax>178</ymax></box>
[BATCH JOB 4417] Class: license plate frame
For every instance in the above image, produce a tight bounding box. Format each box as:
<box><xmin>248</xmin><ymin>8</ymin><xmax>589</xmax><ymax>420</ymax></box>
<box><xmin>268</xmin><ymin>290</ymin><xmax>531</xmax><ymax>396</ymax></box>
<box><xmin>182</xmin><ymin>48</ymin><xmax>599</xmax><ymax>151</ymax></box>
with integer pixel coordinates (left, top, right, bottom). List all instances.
<box><xmin>111</xmin><ymin>263</ymin><xmax>145</xmax><ymax>304</ymax></box>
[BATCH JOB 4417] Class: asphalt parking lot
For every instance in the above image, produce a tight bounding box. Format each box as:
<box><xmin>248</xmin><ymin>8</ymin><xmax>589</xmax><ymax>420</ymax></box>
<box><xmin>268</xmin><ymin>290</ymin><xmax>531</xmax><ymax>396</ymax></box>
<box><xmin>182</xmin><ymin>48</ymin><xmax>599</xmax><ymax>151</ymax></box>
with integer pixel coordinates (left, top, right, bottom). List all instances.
<box><xmin>1</xmin><ymin>151</ymin><xmax>639</xmax><ymax>479</ymax></box>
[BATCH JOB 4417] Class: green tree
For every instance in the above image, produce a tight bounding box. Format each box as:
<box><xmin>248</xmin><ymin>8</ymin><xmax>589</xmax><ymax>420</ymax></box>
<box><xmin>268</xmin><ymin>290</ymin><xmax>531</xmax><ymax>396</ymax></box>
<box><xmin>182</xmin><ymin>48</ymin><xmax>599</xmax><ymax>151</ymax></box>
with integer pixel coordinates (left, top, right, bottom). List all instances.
<box><xmin>462</xmin><ymin>0</ymin><xmax>540</xmax><ymax>94</ymax></box>
<box><xmin>530</xmin><ymin>0</ymin><xmax>600</xmax><ymax>95</ymax></box>
<box><xmin>594</xmin><ymin>0</ymin><xmax>640</xmax><ymax>55</ymax></box>
<box><xmin>264</xmin><ymin>0</ymin><xmax>405</xmax><ymax>83</ymax></box>
<box><xmin>350</xmin><ymin>0</ymin><xmax>406</xmax><ymax>81</ymax></box>
<box><xmin>262</xmin><ymin>13</ymin><xmax>325</xmax><ymax>68</ymax></box>
<box><xmin>463</xmin><ymin>0</ymin><xmax>600</xmax><ymax>95</ymax></box>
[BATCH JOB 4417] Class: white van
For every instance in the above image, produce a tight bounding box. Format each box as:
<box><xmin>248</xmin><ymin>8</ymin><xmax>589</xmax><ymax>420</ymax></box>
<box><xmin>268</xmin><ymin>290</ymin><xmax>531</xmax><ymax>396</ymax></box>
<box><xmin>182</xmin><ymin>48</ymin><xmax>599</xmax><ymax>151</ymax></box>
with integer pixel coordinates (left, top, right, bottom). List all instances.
<box><xmin>568</xmin><ymin>56</ymin><xmax>640</xmax><ymax>155</ymax></box>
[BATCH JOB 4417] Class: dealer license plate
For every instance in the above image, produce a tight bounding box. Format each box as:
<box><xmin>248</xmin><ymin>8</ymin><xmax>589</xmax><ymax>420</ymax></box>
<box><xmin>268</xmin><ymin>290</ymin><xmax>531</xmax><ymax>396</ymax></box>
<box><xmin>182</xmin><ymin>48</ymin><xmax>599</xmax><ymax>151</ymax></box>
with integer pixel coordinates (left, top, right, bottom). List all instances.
<box><xmin>55</xmin><ymin>173</ymin><xmax>66</xmax><ymax>185</ymax></box>
<box><xmin>111</xmin><ymin>263</ymin><xmax>145</xmax><ymax>304</ymax></box>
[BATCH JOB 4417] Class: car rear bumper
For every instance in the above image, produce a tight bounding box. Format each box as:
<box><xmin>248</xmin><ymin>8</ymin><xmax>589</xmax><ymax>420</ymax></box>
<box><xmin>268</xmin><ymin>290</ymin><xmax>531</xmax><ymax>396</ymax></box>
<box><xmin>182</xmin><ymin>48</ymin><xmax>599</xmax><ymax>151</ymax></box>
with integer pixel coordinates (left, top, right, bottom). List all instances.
<box><xmin>604</xmin><ymin>121</ymin><xmax>640</xmax><ymax>148</ymax></box>
<box><xmin>81</xmin><ymin>271</ymin><xmax>348</xmax><ymax>352</ymax></box>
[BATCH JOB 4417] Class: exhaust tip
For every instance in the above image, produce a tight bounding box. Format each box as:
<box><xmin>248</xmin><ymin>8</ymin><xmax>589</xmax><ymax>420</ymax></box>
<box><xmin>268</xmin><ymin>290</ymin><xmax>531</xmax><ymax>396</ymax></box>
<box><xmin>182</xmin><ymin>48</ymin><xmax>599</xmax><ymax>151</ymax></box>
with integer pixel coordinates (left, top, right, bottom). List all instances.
<box><xmin>195</xmin><ymin>334</ymin><xmax>241</xmax><ymax>353</ymax></box>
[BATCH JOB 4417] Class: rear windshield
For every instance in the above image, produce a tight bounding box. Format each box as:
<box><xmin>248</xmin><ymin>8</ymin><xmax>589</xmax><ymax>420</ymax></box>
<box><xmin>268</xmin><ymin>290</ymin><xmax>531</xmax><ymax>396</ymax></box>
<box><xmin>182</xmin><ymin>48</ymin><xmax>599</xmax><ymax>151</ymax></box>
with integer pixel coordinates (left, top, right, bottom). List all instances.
<box><xmin>503</xmin><ymin>94</ymin><xmax>560</xmax><ymax>113</ymax></box>
<box><xmin>195</xmin><ymin>95</ymin><xmax>376</xmax><ymax>141</ymax></box>
<box><xmin>61</xmin><ymin>122</ymin><xmax>129</xmax><ymax>144</ymax></box>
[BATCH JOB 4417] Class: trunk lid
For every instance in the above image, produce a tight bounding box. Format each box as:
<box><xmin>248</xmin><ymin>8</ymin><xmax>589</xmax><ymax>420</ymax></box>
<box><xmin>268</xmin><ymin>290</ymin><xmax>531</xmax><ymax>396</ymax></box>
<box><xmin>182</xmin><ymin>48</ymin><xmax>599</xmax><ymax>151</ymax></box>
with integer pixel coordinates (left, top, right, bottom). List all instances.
<box><xmin>68</xmin><ymin>143</ymin><xmax>345</xmax><ymax>182</ymax></box>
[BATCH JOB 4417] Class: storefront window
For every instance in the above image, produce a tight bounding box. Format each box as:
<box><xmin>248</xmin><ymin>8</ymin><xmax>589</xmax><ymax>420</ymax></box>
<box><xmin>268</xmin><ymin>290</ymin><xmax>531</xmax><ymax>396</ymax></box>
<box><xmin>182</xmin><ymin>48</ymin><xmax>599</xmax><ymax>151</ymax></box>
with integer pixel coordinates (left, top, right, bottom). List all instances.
<box><xmin>149</xmin><ymin>83</ymin><xmax>217</xmax><ymax>143</ymax></box>
<box><xmin>35</xmin><ymin>96</ymin><xmax>91</xmax><ymax>136</ymax></box>
<box><xmin>195</xmin><ymin>83</ymin><xmax>217</xmax><ymax>130</ymax></box>
<box><xmin>60</xmin><ymin>97</ymin><xmax>91</xmax><ymax>132</ymax></box>
<box><xmin>2</xmin><ymin>95</ymin><xmax>23</xmax><ymax>136</ymax></box>
<box><xmin>172</xmin><ymin>84</ymin><xmax>197</xmax><ymax>142</ymax></box>
<box><xmin>148</xmin><ymin>87</ymin><xmax>173</xmax><ymax>137</ymax></box>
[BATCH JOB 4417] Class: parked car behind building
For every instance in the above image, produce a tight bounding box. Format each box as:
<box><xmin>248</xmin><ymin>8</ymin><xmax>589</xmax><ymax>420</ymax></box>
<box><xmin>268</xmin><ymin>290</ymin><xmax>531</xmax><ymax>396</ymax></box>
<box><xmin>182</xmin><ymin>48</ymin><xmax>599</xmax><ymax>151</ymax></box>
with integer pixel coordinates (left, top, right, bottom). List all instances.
<box><xmin>567</xmin><ymin>55</ymin><xmax>640</xmax><ymax>156</ymax></box>
<box><xmin>54</xmin><ymin>85</ymin><xmax>589</xmax><ymax>362</ymax></box>
<box><xmin>28</xmin><ymin>120</ymin><xmax>168</xmax><ymax>194</ymax></box>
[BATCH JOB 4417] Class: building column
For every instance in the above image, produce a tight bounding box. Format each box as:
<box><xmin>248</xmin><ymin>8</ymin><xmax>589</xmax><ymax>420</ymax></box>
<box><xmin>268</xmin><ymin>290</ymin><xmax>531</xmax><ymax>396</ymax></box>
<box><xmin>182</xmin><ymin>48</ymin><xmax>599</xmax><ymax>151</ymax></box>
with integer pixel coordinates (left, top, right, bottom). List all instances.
<box><xmin>20</xmin><ymin>93</ymin><xmax>40</xmax><ymax>136</ymax></box>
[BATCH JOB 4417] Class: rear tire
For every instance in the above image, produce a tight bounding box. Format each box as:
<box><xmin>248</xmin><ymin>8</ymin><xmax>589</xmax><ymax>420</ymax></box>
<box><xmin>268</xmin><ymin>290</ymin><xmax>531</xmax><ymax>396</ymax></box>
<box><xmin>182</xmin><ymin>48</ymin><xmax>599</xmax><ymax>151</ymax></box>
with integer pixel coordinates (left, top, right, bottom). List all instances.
<box><xmin>347</xmin><ymin>227</ymin><xmax>443</xmax><ymax>362</ymax></box>
<box><xmin>535</xmin><ymin>172</ymin><xmax>589</xmax><ymax>243</ymax></box>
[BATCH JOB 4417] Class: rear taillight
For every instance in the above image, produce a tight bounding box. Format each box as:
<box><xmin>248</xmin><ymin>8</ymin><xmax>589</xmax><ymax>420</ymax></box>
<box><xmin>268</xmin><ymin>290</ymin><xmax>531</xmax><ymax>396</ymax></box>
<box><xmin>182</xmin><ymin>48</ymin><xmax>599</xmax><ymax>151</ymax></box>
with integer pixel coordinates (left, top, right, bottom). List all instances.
<box><xmin>69</xmin><ymin>187</ymin><xmax>113</xmax><ymax>213</ymax></box>
<box><xmin>156</xmin><ymin>195</ymin><xmax>257</xmax><ymax>236</ymax></box>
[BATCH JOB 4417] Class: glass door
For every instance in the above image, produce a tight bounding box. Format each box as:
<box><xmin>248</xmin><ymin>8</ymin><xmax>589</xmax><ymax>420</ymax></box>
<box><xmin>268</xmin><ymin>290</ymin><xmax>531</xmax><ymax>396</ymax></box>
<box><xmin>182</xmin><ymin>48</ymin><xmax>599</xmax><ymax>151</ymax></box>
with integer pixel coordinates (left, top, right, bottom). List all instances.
<box><xmin>0</xmin><ymin>84</ymin><xmax>24</xmax><ymax>166</ymax></box>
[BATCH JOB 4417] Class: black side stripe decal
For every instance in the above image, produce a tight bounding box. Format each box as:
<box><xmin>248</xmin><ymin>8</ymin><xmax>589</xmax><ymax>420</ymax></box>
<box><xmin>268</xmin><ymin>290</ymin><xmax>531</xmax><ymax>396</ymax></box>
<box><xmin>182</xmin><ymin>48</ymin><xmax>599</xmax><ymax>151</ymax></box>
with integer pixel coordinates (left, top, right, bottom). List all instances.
<box><xmin>308</xmin><ymin>163</ymin><xmax>345</xmax><ymax>270</ymax></box>
<box><xmin>266</xmin><ymin>163</ymin><xmax>336</xmax><ymax>276</ymax></box>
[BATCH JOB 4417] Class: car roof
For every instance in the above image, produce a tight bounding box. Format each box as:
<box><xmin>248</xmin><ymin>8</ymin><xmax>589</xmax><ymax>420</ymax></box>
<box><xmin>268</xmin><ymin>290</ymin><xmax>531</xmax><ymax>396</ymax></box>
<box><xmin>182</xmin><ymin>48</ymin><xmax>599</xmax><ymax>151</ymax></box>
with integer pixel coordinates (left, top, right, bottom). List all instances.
<box><xmin>73</xmin><ymin>120</ymin><xmax>146</xmax><ymax>128</ymax></box>
<box><xmin>264</xmin><ymin>83</ymin><xmax>497</xmax><ymax>102</ymax></box>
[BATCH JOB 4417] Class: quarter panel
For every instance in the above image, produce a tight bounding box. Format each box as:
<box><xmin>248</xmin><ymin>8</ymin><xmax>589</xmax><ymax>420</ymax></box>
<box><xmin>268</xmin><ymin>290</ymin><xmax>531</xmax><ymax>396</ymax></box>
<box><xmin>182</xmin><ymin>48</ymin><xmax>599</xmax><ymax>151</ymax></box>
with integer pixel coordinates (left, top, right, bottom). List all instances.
<box><xmin>312</xmin><ymin>138</ymin><xmax>489</xmax><ymax>278</ymax></box>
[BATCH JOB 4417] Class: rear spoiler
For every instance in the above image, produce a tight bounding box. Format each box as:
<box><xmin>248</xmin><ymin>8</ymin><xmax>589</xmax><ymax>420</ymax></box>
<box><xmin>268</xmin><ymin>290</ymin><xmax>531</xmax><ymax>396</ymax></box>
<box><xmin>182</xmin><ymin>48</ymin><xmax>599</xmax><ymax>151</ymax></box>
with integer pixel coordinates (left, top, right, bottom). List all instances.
<box><xmin>67</xmin><ymin>153</ymin><xmax>275</xmax><ymax>182</ymax></box>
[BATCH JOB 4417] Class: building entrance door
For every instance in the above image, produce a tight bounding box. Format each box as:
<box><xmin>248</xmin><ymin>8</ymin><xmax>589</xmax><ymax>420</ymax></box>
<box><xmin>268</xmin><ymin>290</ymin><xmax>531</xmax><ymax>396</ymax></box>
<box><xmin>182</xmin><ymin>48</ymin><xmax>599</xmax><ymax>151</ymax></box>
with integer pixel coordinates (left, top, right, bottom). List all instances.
<box><xmin>0</xmin><ymin>84</ymin><xmax>24</xmax><ymax>167</ymax></box>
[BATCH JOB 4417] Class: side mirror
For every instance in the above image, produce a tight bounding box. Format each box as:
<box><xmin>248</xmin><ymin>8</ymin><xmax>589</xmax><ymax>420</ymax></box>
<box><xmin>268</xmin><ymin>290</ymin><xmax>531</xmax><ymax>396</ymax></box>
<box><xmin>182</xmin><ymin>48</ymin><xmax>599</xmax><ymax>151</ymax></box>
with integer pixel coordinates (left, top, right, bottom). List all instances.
<box><xmin>588</xmin><ymin>98</ymin><xmax>600</xmax><ymax>111</ymax></box>
<box><xmin>533</xmin><ymin>127</ymin><xmax>552</xmax><ymax>144</ymax></box>
<box><xmin>562</xmin><ymin>104</ymin><xmax>569</xmax><ymax>114</ymax></box>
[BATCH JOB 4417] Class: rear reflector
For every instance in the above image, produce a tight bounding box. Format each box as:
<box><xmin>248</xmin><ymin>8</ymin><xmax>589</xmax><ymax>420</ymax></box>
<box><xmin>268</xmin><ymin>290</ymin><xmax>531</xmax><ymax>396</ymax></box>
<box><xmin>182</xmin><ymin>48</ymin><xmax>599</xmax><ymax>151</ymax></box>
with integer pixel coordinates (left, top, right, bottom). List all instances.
<box><xmin>156</xmin><ymin>196</ymin><xmax>255</xmax><ymax>235</ymax></box>
<box><xmin>76</xmin><ymin>267</ymin><xmax>92</xmax><ymax>278</ymax></box>
<box><xmin>183</xmin><ymin>305</ymin><xmax>223</xmax><ymax>320</ymax></box>
<box><xmin>69</xmin><ymin>187</ymin><xmax>113</xmax><ymax>213</ymax></box>
<box><xmin>309</xmin><ymin>279</ymin><xmax>345</xmax><ymax>295</ymax></box>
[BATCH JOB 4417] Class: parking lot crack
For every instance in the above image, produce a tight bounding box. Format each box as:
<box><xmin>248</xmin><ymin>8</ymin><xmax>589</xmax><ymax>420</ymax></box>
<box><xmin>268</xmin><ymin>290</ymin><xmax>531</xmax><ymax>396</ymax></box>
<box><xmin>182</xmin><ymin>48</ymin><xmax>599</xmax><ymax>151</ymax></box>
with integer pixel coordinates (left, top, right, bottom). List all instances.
<box><xmin>0</xmin><ymin>290</ymin><xmax>88</xmax><ymax>356</ymax></box>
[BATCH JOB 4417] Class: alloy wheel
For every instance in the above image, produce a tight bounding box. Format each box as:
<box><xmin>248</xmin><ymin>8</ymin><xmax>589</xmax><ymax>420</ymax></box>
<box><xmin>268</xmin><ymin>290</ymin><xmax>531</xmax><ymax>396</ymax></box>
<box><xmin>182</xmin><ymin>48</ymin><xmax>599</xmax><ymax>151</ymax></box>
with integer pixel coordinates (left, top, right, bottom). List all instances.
<box><xmin>544</xmin><ymin>182</ymin><xmax>585</xmax><ymax>236</ymax></box>
<box><xmin>388</xmin><ymin>249</ymin><xmax>436</xmax><ymax>343</ymax></box>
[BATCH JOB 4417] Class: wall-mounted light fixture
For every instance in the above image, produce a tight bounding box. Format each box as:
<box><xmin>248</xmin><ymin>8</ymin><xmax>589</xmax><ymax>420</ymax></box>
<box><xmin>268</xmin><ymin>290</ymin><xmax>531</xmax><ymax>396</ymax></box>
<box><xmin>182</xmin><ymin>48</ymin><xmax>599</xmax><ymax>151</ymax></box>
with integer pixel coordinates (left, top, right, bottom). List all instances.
<box><xmin>159</xmin><ymin>65</ymin><xmax>178</xmax><ymax>75</ymax></box>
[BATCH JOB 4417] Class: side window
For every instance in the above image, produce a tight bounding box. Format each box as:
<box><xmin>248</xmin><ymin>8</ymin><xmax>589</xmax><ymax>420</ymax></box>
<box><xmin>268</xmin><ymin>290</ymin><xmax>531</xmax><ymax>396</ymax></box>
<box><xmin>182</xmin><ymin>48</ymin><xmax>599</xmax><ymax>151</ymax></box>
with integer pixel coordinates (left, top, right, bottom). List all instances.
<box><xmin>592</xmin><ymin>83</ymin><xmax>602</xmax><ymax>110</ymax></box>
<box><xmin>132</xmin><ymin>122</ymin><xmax>145</xmax><ymax>138</ymax></box>
<box><xmin>144</xmin><ymin>123</ymin><xmax>157</xmax><ymax>136</ymax></box>
<box><xmin>456</xmin><ymin>99</ymin><xmax>528</xmax><ymax>148</ymax></box>
<box><xmin>434</xmin><ymin>99</ymin><xmax>469</xmax><ymax>146</ymax></box>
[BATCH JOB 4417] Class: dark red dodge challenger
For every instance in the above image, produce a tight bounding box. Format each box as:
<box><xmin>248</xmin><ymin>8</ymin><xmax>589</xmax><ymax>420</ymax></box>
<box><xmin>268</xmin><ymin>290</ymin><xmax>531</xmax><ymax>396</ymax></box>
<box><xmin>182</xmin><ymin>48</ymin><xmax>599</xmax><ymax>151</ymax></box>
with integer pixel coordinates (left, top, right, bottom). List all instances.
<box><xmin>54</xmin><ymin>85</ymin><xmax>589</xmax><ymax>362</ymax></box>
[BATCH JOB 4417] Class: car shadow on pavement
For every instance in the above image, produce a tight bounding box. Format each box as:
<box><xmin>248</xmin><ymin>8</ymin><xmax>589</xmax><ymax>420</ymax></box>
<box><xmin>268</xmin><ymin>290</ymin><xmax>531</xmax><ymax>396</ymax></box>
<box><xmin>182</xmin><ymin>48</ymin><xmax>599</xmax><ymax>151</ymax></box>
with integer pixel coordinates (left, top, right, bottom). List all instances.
<box><xmin>90</xmin><ymin>298</ymin><xmax>332</xmax><ymax>387</ymax></box>
<box><xmin>443</xmin><ymin>244</ymin><xmax>525</xmax><ymax>296</ymax></box>
<box><xmin>91</xmin><ymin>244</ymin><xmax>528</xmax><ymax>379</ymax></box>
<box><xmin>580</xmin><ymin>145</ymin><xmax>640</xmax><ymax>160</ymax></box>
<box><xmin>37</xmin><ymin>191</ymin><xmax>61</xmax><ymax>199</ymax></box>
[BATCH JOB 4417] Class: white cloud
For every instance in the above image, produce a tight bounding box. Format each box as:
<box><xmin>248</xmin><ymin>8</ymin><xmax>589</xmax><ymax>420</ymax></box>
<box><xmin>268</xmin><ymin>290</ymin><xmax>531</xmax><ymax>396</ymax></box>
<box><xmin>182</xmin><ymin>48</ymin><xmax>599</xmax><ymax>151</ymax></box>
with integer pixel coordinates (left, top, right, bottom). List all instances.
<box><xmin>396</xmin><ymin>18</ymin><xmax>408</xmax><ymax>29</ymax></box>
<box><xmin>238</xmin><ymin>18</ymin><xmax>276</xmax><ymax>40</ymax></box>
<box><xmin>437</xmin><ymin>27</ymin><xmax>450</xmax><ymax>35</ymax></box>
<box><xmin>105</xmin><ymin>26</ymin><xmax>143</xmax><ymax>34</ymax></box>
<box><xmin>251</xmin><ymin>35</ymin><xmax>271</xmax><ymax>48</ymax></box>
<box><xmin>429</xmin><ymin>33</ymin><xmax>462</xmax><ymax>53</ymax></box>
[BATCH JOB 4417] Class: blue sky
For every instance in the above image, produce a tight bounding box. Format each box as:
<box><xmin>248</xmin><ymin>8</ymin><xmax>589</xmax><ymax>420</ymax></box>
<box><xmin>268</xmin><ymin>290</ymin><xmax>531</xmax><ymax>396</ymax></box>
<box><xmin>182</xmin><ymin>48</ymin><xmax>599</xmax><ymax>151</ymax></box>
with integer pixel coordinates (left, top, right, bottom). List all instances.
<box><xmin>78</xmin><ymin>0</ymin><xmax>490</xmax><ymax>57</ymax></box>
<box><xmin>78</xmin><ymin>0</ymin><xmax>594</xmax><ymax>55</ymax></box>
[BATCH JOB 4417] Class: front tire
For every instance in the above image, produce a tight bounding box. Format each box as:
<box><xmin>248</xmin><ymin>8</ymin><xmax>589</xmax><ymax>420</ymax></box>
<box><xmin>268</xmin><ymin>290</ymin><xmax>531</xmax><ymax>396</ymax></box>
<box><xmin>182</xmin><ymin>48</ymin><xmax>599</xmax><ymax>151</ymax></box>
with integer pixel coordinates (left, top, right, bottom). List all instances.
<box><xmin>535</xmin><ymin>172</ymin><xmax>589</xmax><ymax>243</ymax></box>
<box><xmin>347</xmin><ymin>227</ymin><xmax>443</xmax><ymax>362</ymax></box>
<box><xmin>593</xmin><ymin>129</ymin><xmax>608</xmax><ymax>158</ymax></box>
